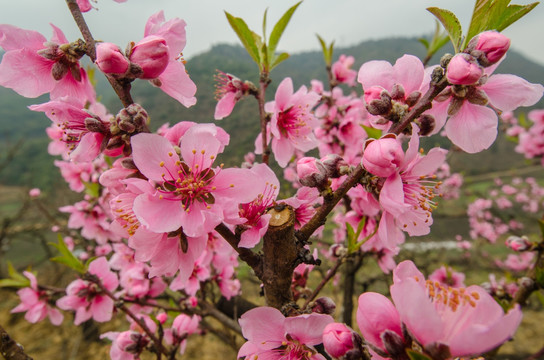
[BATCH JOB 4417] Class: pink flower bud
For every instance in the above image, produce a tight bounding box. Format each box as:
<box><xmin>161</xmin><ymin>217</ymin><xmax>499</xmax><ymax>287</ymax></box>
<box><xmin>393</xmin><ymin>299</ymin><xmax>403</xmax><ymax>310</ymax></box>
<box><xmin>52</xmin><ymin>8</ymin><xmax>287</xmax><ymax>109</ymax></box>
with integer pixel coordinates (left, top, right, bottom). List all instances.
<box><xmin>296</xmin><ymin>157</ymin><xmax>327</xmax><ymax>187</ymax></box>
<box><xmin>322</xmin><ymin>323</ymin><xmax>355</xmax><ymax>358</ymax></box>
<box><xmin>505</xmin><ymin>235</ymin><xmax>532</xmax><ymax>252</ymax></box>
<box><xmin>130</xmin><ymin>35</ymin><xmax>169</xmax><ymax>79</ymax></box>
<box><xmin>362</xmin><ymin>136</ymin><xmax>404</xmax><ymax>177</ymax></box>
<box><xmin>28</xmin><ymin>188</ymin><xmax>41</xmax><ymax>198</ymax></box>
<box><xmin>472</xmin><ymin>31</ymin><xmax>510</xmax><ymax>65</ymax></box>
<box><xmin>363</xmin><ymin>86</ymin><xmax>385</xmax><ymax>103</ymax></box>
<box><xmin>96</xmin><ymin>43</ymin><xmax>130</xmax><ymax>75</ymax></box>
<box><xmin>446</xmin><ymin>53</ymin><xmax>483</xmax><ymax>85</ymax></box>
<box><xmin>156</xmin><ymin>313</ymin><xmax>168</xmax><ymax>324</ymax></box>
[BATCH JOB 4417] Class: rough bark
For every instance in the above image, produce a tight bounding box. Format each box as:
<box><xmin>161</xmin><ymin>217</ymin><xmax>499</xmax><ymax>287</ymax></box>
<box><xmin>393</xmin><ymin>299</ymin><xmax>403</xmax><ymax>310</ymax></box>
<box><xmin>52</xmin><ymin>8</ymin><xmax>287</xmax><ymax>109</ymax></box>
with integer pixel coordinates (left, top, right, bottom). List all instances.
<box><xmin>261</xmin><ymin>205</ymin><xmax>298</xmax><ymax>312</ymax></box>
<box><xmin>0</xmin><ymin>324</ymin><xmax>32</xmax><ymax>360</ymax></box>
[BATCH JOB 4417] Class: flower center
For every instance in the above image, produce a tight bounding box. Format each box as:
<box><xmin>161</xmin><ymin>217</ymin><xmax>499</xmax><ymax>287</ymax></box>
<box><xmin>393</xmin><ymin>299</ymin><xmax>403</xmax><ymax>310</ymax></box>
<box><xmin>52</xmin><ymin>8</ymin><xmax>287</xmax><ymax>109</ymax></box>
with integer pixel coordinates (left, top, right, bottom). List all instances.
<box><xmin>425</xmin><ymin>280</ymin><xmax>480</xmax><ymax>312</ymax></box>
<box><xmin>156</xmin><ymin>151</ymin><xmax>222</xmax><ymax>212</ymax></box>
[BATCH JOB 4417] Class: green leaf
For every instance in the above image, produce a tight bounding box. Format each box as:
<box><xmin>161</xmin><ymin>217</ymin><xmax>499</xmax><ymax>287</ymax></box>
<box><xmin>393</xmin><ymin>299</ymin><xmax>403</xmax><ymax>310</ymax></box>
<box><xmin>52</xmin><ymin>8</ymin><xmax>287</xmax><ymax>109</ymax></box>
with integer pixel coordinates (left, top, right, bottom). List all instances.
<box><xmin>538</xmin><ymin>218</ymin><xmax>544</xmax><ymax>239</ymax></box>
<box><xmin>316</xmin><ymin>34</ymin><xmax>333</xmax><ymax>66</ymax></box>
<box><xmin>225</xmin><ymin>11</ymin><xmax>261</xmax><ymax>65</ymax></box>
<box><xmin>267</xmin><ymin>1</ymin><xmax>302</xmax><ymax>66</ymax></box>
<box><xmin>361</xmin><ymin>124</ymin><xmax>382</xmax><ymax>139</ymax></box>
<box><xmin>270</xmin><ymin>52</ymin><xmax>290</xmax><ymax>70</ymax></box>
<box><xmin>421</xmin><ymin>21</ymin><xmax>452</xmax><ymax>61</ymax></box>
<box><xmin>418</xmin><ymin>37</ymin><xmax>430</xmax><ymax>50</ymax></box>
<box><xmin>346</xmin><ymin>222</ymin><xmax>355</xmax><ymax>251</ymax></box>
<box><xmin>535</xmin><ymin>290</ymin><xmax>544</xmax><ymax>308</ymax></box>
<box><xmin>464</xmin><ymin>0</ymin><xmax>538</xmax><ymax>48</ymax></box>
<box><xmin>427</xmin><ymin>7</ymin><xmax>463</xmax><ymax>53</ymax></box>
<box><xmin>0</xmin><ymin>262</ymin><xmax>30</xmax><ymax>288</ymax></box>
<box><xmin>83</xmin><ymin>181</ymin><xmax>100</xmax><ymax>198</ymax></box>
<box><xmin>50</xmin><ymin>234</ymin><xmax>86</xmax><ymax>274</ymax></box>
<box><xmin>407</xmin><ymin>349</ymin><xmax>433</xmax><ymax>360</ymax></box>
<box><xmin>495</xmin><ymin>2</ymin><xmax>539</xmax><ymax>32</ymax></box>
<box><xmin>262</xmin><ymin>8</ymin><xmax>268</xmax><ymax>44</ymax></box>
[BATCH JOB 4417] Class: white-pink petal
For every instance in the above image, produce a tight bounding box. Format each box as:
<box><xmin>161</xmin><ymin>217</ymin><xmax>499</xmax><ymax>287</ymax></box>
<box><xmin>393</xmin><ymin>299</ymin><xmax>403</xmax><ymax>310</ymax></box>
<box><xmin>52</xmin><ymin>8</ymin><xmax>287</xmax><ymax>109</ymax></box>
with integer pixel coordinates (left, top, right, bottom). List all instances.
<box><xmin>445</xmin><ymin>103</ymin><xmax>498</xmax><ymax>153</ymax></box>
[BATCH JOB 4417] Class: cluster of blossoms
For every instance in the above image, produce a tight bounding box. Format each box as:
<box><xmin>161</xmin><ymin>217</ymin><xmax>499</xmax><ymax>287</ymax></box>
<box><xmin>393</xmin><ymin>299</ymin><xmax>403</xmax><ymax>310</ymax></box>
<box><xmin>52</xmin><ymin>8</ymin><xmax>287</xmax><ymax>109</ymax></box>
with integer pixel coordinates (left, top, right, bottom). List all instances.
<box><xmin>3</xmin><ymin>1</ymin><xmax>544</xmax><ymax>359</ymax></box>
<box><xmin>504</xmin><ymin>110</ymin><xmax>544</xmax><ymax>166</ymax></box>
<box><xmin>461</xmin><ymin>176</ymin><xmax>544</xmax><ymax>274</ymax></box>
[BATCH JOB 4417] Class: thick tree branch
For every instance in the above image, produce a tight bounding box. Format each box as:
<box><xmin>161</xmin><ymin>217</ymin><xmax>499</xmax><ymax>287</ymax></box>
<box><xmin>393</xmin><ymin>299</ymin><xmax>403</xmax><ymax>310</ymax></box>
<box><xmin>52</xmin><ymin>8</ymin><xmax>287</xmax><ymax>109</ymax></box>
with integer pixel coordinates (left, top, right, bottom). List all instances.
<box><xmin>0</xmin><ymin>324</ymin><xmax>32</xmax><ymax>360</ymax></box>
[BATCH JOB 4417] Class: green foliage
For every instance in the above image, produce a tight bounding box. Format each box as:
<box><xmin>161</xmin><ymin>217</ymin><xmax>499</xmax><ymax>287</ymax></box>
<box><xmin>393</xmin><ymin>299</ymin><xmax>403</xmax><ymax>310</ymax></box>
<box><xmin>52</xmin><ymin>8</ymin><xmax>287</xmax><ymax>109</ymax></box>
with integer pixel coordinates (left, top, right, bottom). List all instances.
<box><xmin>419</xmin><ymin>20</ymin><xmax>452</xmax><ymax>62</ymax></box>
<box><xmin>316</xmin><ymin>34</ymin><xmax>334</xmax><ymax>67</ymax></box>
<box><xmin>427</xmin><ymin>7</ymin><xmax>463</xmax><ymax>53</ymax></box>
<box><xmin>225</xmin><ymin>1</ymin><xmax>302</xmax><ymax>73</ymax></box>
<box><xmin>0</xmin><ymin>262</ymin><xmax>30</xmax><ymax>288</ymax></box>
<box><xmin>465</xmin><ymin>0</ymin><xmax>539</xmax><ymax>48</ymax></box>
<box><xmin>406</xmin><ymin>349</ymin><xmax>433</xmax><ymax>360</ymax></box>
<box><xmin>427</xmin><ymin>0</ymin><xmax>539</xmax><ymax>53</ymax></box>
<box><xmin>49</xmin><ymin>234</ymin><xmax>86</xmax><ymax>274</ymax></box>
<box><xmin>224</xmin><ymin>12</ymin><xmax>262</xmax><ymax>67</ymax></box>
<box><xmin>361</xmin><ymin>124</ymin><xmax>382</xmax><ymax>140</ymax></box>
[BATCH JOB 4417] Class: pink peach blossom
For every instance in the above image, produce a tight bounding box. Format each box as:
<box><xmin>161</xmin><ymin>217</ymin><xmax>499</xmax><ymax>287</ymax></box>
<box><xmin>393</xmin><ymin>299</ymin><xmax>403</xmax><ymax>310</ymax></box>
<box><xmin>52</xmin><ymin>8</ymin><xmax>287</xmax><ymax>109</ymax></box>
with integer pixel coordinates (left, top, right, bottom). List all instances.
<box><xmin>130</xmin><ymin>125</ymin><xmax>260</xmax><ymax>237</ymax></box>
<box><xmin>0</xmin><ymin>24</ymin><xmax>95</xmax><ymax>102</ymax></box>
<box><xmin>11</xmin><ymin>271</ymin><xmax>63</xmax><ymax>326</ymax></box>
<box><xmin>56</xmin><ymin>257</ymin><xmax>119</xmax><ymax>325</ymax></box>
<box><xmin>238</xmin><ymin>307</ymin><xmax>333</xmax><ymax>360</ymax></box>
<box><xmin>258</xmin><ymin>77</ymin><xmax>321</xmax><ymax>167</ymax></box>
<box><xmin>137</xmin><ymin>11</ymin><xmax>197</xmax><ymax>107</ymax></box>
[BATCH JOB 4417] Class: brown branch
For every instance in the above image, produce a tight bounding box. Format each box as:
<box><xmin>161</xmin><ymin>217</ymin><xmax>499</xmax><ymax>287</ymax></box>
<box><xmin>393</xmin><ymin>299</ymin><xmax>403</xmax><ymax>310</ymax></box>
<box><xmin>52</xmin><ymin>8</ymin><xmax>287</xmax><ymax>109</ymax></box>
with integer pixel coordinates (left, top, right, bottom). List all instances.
<box><xmin>341</xmin><ymin>253</ymin><xmax>363</xmax><ymax>327</ymax></box>
<box><xmin>84</xmin><ymin>274</ymin><xmax>170</xmax><ymax>357</ymax></box>
<box><xmin>261</xmin><ymin>205</ymin><xmax>298</xmax><ymax>312</ymax></box>
<box><xmin>0</xmin><ymin>324</ymin><xmax>33</xmax><ymax>360</ymax></box>
<box><xmin>298</xmin><ymin>165</ymin><xmax>367</xmax><ymax>243</ymax></box>
<box><xmin>389</xmin><ymin>71</ymin><xmax>448</xmax><ymax>135</ymax></box>
<box><xmin>215</xmin><ymin>223</ymin><xmax>262</xmax><ymax>278</ymax></box>
<box><xmin>65</xmin><ymin>0</ymin><xmax>134</xmax><ymax>107</ymax></box>
<box><xmin>199</xmin><ymin>301</ymin><xmax>242</xmax><ymax>335</ymax></box>
<box><xmin>257</xmin><ymin>72</ymin><xmax>271</xmax><ymax>165</ymax></box>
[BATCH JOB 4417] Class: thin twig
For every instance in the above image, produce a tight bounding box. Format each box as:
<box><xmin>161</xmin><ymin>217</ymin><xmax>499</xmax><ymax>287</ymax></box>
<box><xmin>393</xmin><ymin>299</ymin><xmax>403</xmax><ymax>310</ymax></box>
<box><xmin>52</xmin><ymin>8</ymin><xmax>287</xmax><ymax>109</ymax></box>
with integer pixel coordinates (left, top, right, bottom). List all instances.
<box><xmin>85</xmin><ymin>275</ymin><xmax>170</xmax><ymax>357</ymax></box>
<box><xmin>302</xmin><ymin>256</ymin><xmax>344</xmax><ymax>309</ymax></box>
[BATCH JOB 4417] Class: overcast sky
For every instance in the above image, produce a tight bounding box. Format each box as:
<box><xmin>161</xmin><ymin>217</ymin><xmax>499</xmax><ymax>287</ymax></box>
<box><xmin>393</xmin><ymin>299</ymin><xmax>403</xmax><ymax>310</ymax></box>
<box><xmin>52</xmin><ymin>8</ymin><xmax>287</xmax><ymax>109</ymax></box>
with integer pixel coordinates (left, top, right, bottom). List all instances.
<box><xmin>1</xmin><ymin>0</ymin><xmax>543</xmax><ymax>66</ymax></box>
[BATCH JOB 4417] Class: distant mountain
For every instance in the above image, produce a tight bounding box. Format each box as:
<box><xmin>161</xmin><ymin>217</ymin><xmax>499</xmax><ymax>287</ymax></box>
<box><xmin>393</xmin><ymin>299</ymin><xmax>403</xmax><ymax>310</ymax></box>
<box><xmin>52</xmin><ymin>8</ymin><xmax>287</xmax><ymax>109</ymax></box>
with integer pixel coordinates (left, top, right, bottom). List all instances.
<box><xmin>1</xmin><ymin>38</ymin><xmax>544</xmax><ymax>190</ymax></box>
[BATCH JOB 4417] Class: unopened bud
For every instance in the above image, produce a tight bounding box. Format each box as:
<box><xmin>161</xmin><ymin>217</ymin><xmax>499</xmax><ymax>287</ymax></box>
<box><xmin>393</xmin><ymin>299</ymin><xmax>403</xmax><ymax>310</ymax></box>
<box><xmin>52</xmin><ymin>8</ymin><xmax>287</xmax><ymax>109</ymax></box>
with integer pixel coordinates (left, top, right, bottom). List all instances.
<box><xmin>390</xmin><ymin>84</ymin><xmax>405</xmax><ymax>101</ymax></box>
<box><xmin>467</xmin><ymin>88</ymin><xmax>489</xmax><ymax>106</ymax></box>
<box><xmin>440</xmin><ymin>53</ymin><xmax>454</xmax><ymax>69</ymax></box>
<box><xmin>85</xmin><ymin>117</ymin><xmax>108</xmax><ymax>133</ymax></box>
<box><xmin>321</xmin><ymin>154</ymin><xmax>349</xmax><ymax>178</ymax></box>
<box><xmin>415</xmin><ymin>114</ymin><xmax>435</xmax><ymax>136</ymax></box>
<box><xmin>405</xmin><ymin>91</ymin><xmax>422</xmax><ymax>107</ymax></box>
<box><xmin>323</xmin><ymin>323</ymin><xmax>356</xmax><ymax>358</ymax></box>
<box><xmin>362</xmin><ymin>135</ymin><xmax>404</xmax><ymax>177</ymax></box>
<box><xmin>96</xmin><ymin>42</ymin><xmax>130</xmax><ymax>75</ymax></box>
<box><xmin>446</xmin><ymin>53</ymin><xmax>483</xmax><ymax>85</ymax></box>
<box><xmin>115</xmin><ymin>103</ymin><xmax>149</xmax><ymax>134</ymax></box>
<box><xmin>505</xmin><ymin>235</ymin><xmax>532</xmax><ymax>252</ymax></box>
<box><xmin>312</xmin><ymin>297</ymin><xmax>336</xmax><ymax>315</ymax></box>
<box><xmin>518</xmin><ymin>276</ymin><xmax>534</xmax><ymax>289</ymax></box>
<box><xmin>129</xmin><ymin>35</ymin><xmax>169</xmax><ymax>79</ymax></box>
<box><xmin>297</xmin><ymin>157</ymin><xmax>327</xmax><ymax>188</ymax></box>
<box><xmin>382</xmin><ymin>330</ymin><xmax>406</xmax><ymax>359</ymax></box>
<box><xmin>51</xmin><ymin>61</ymin><xmax>69</xmax><ymax>81</ymax></box>
<box><xmin>467</xmin><ymin>31</ymin><xmax>510</xmax><ymax>67</ymax></box>
<box><xmin>366</xmin><ymin>90</ymin><xmax>392</xmax><ymax>115</ymax></box>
